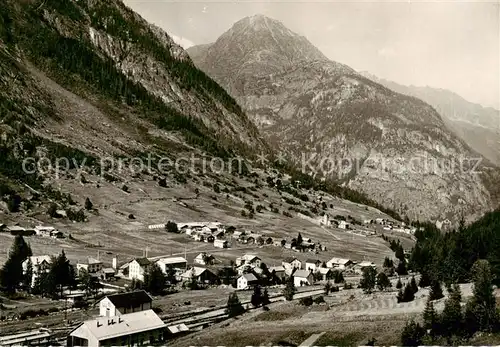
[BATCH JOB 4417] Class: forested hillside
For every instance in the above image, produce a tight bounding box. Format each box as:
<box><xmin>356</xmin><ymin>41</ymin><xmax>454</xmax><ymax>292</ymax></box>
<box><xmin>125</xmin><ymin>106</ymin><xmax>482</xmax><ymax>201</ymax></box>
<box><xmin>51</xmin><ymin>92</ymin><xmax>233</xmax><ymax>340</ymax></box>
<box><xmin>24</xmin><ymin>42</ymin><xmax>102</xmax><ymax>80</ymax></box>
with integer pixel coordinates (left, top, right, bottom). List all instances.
<box><xmin>410</xmin><ymin>209</ymin><xmax>500</xmax><ymax>284</ymax></box>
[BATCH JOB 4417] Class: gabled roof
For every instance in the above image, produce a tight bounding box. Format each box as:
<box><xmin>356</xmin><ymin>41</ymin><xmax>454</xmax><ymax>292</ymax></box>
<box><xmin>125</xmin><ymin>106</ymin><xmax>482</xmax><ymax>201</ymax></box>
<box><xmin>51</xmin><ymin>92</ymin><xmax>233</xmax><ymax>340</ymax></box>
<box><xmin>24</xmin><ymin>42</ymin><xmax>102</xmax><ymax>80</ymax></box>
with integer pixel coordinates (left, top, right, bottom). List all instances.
<box><xmin>133</xmin><ymin>258</ymin><xmax>151</xmax><ymax>267</ymax></box>
<box><xmin>34</xmin><ymin>225</ymin><xmax>55</xmax><ymax>231</ymax></box>
<box><xmin>318</xmin><ymin>267</ymin><xmax>332</xmax><ymax>275</ymax></box>
<box><xmin>156</xmin><ymin>257</ymin><xmax>187</xmax><ymax>265</ymax></box>
<box><xmin>7</xmin><ymin>225</ymin><xmax>26</xmax><ymax>232</ymax></box>
<box><xmin>327</xmin><ymin>257</ymin><xmax>351</xmax><ymax>265</ymax></box>
<box><xmin>87</xmin><ymin>257</ymin><xmax>102</xmax><ymax>265</ymax></box>
<box><xmin>70</xmin><ymin>309</ymin><xmax>164</xmax><ymax>341</ymax></box>
<box><xmin>239</xmin><ymin>273</ymin><xmax>258</xmax><ymax>282</ymax></box>
<box><xmin>358</xmin><ymin>261</ymin><xmax>376</xmax><ymax>267</ymax></box>
<box><xmin>293</xmin><ymin>269</ymin><xmax>312</xmax><ymax>278</ymax></box>
<box><xmin>25</xmin><ymin>255</ymin><xmax>52</xmax><ymax>265</ymax></box>
<box><xmin>180</xmin><ymin>266</ymin><xmax>214</xmax><ymax>278</ymax></box>
<box><xmin>101</xmin><ymin>290</ymin><xmax>152</xmax><ymax>308</ymax></box>
<box><xmin>305</xmin><ymin>259</ymin><xmax>319</xmax><ymax>264</ymax></box>
<box><xmin>283</xmin><ymin>257</ymin><xmax>298</xmax><ymax>264</ymax></box>
<box><xmin>240</xmin><ymin>254</ymin><xmax>260</xmax><ymax>262</ymax></box>
<box><xmin>269</xmin><ymin>266</ymin><xmax>285</xmax><ymax>272</ymax></box>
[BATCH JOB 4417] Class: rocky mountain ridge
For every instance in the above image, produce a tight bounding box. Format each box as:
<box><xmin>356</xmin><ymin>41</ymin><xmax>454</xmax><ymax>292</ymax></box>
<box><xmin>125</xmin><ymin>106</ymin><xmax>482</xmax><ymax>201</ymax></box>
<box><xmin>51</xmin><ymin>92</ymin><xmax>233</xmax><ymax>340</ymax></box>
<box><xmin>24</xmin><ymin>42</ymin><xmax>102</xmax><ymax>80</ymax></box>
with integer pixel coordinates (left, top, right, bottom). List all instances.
<box><xmin>358</xmin><ymin>72</ymin><xmax>500</xmax><ymax>166</ymax></box>
<box><xmin>187</xmin><ymin>15</ymin><xmax>500</xmax><ymax>222</ymax></box>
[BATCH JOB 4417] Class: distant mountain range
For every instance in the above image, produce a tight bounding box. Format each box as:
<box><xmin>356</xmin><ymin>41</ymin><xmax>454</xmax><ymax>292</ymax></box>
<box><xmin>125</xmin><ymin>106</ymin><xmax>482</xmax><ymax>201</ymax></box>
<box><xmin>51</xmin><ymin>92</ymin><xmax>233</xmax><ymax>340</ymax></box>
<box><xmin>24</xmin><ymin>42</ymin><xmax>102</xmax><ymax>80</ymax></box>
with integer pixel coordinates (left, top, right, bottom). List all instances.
<box><xmin>188</xmin><ymin>14</ymin><xmax>500</xmax><ymax>221</ymax></box>
<box><xmin>359</xmin><ymin>72</ymin><xmax>500</xmax><ymax>166</ymax></box>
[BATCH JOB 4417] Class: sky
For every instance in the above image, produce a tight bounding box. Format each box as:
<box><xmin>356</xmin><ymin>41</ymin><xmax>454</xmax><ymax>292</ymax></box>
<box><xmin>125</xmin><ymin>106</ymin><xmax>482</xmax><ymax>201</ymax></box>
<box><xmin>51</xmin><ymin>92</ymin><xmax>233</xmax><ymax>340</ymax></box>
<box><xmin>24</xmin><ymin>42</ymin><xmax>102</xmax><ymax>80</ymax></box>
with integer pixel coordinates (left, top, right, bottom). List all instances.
<box><xmin>123</xmin><ymin>0</ymin><xmax>500</xmax><ymax>110</ymax></box>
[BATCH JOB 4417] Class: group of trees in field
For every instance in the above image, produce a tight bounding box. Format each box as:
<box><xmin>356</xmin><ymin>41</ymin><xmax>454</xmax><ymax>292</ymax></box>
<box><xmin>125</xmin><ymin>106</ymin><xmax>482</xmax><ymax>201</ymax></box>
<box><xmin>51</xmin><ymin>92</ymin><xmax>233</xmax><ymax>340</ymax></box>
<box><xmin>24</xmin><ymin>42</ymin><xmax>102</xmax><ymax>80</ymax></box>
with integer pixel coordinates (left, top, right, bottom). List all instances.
<box><xmin>0</xmin><ymin>235</ymin><xmax>79</xmax><ymax>299</ymax></box>
<box><xmin>400</xmin><ymin>210</ymin><xmax>500</xmax><ymax>345</ymax></box>
<box><xmin>401</xmin><ymin>259</ymin><xmax>500</xmax><ymax>345</ymax></box>
<box><xmin>359</xmin><ymin>267</ymin><xmax>392</xmax><ymax>293</ymax></box>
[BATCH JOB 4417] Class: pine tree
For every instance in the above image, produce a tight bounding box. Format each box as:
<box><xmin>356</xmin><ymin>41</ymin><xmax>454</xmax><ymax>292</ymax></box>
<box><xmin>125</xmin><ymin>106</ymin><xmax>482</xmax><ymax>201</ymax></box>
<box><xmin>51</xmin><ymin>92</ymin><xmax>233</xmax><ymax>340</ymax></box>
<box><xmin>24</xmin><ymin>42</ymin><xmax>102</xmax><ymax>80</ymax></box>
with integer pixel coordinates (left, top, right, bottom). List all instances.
<box><xmin>283</xmin><ymin>277</ymin><xmax>296</xmax><ymax>301</ymax></box>
<box><xmin>418</xmin><ymin>271</ymin><xmax>432</xmax><ymax>288</ymax></box>
<box><xmin>297</xmin><ymin>232</ymin><xmax>303</xmax><ymax>245</ymax></box>
<box><xmin>144</xmin><ymin>263</ymin><xmax>166</xmax><ymax>295</ymax></box>
<box><xmin>12</xmin><ymin>235</ymin><xmax>32</xmax><ymax>261</ymax></box>
<box><xmin>464</xmin><ymin>259</ymin><xmax>499</xmax><ymax>334</ymax></box>
<box><xmin>324</xmin><ymin>281</ymin><xmax>332</xmax><ymax>295</ymax></box>
<box><xmin>226</xmin><ymin>292</ymin><xmax>245</xmax><ymax>317</ymax></box>
<box><xmin>383</xmin><ymin>257</ymin><xmax>394</xmax><ymax>268</ymax></box>
<box><xmin>84</xmin><ymin>197</ymin><xmax>93</xmax><ymax>210</ymax></box>
<box><xmin>397</xmin><ymin>288</ymin><xmax>404</xmax><ymax>303</ymax></box>
<box><xmin>410</xmin><ymin>276</ymin><xmax>418</xmax><ymax>294</ymax></box>
<box><xmin>423</xmin><ymin>298</ymin><xmax>439</xmax><ymax>336</ymax></box>
<box><xmin>376</xmin><ymin>272</ymin><xmax>391</xmax><ymax>291</ymax></box>
<box><xmin>0</xmin><ymin>236</ymin><xmax>32</xmax><ymax>293</ymax></box>
<box><xmin>360</xmin><ymin>267</ymin><xmax>377</xmax><ymax>293</ymax></box>
<box><xmin>396</xmin><ymin>278</ymin><xmax>403</xmax><ymax>289</ymax></box>
<box><xmin>79</xmin><ymin>269</ymin><xmax>101</xmax><ymax>298</ymax></box>
<box><xmin>262</xmin><ymin>288</ymin><xmax>271</xmax><ymax>306</ymax></box>
<box><xmin>251</xmin><ymin>285</ymin><xmax>262</xmax><ymax>307</ymax></box>
<box><xmin>396</xmin><ymin>260</ymin><xmax>408</xmax><ymax>276</ymax></box>
<box><xmin>400</xmin><ymin>319</ymin><xmax>425</xmax><ymax>346</ymax></box>
<box><xmin>429</xmin><ymin>281</ymin><xmax>444</xmax><ymax>301</ymax></box>
<box><xmin>440</xmin><ymin>283</ymin><xmax>463</xmax><ymax>341</ymax></box>
<box><xmin>50</xmin><ymin>250</ymin><xmax>74</xmax><ymax>298</ymax></box>
<box><xmin>402</xmin><ymin>283</ymin><xmax>415</xmax><ymax>302</ymax></box>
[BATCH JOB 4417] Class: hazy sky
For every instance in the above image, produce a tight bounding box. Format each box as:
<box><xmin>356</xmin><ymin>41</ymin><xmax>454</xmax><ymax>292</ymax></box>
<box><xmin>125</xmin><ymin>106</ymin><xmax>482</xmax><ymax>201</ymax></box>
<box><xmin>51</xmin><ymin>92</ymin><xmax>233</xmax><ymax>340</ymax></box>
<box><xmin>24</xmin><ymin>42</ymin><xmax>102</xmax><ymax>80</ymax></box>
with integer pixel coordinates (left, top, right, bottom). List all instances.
<box><xmin>123</xmin><ymin>0</ymin><xmax>500</xmax><ymax>109</ymax></box>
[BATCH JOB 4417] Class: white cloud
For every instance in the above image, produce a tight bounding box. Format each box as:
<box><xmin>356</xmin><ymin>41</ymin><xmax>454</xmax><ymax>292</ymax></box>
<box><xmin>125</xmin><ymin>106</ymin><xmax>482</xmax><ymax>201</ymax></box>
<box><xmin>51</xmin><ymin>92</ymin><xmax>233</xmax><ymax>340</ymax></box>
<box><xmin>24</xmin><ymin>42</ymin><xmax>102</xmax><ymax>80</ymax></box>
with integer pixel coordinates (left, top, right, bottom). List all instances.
<box><xmin>169</xmin><ymin>34</ymin><xmax>195</xmax><ymax>49</ymax></box>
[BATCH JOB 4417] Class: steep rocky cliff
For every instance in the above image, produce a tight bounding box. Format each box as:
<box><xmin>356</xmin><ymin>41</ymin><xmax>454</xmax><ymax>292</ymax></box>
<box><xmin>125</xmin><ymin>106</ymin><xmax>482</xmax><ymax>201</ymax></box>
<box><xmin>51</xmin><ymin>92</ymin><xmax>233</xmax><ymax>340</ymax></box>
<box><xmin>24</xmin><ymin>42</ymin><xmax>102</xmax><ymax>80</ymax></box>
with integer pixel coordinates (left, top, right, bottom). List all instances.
<box><xmin>188</xmin><ymin>15</ymin><xmax>499</xmax><ymax>221</ymax></box>
<box><xmin>359</xmin><ymin>72</ymin><xmax>500</xmax><ymax>166</ymax></box>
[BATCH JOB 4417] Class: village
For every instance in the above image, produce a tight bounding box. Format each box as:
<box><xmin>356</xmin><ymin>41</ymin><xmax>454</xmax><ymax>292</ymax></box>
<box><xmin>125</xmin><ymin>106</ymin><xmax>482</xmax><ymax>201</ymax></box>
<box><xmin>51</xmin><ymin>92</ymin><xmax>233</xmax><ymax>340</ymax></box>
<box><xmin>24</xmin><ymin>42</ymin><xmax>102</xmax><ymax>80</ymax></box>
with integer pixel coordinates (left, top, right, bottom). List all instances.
<box><xmin>0</xmin><ymin>213</ymin><xmax>421</xmax><ymax>346</ymax></box>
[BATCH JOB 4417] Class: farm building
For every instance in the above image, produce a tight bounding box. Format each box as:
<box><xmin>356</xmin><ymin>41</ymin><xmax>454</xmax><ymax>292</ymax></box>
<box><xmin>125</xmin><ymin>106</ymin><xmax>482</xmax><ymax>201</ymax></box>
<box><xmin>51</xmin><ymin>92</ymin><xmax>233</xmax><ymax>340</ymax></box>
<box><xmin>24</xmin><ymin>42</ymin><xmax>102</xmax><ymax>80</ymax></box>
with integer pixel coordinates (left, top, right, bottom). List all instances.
<box><xmin>293</xmin><ymin>269</ymin><xmax>314</xmax><ymax>287</ymax></box>
<box><xmin>180</xmin><ymin>267</ymin><xmax>219</xmax><ymax>285</ymax></box>
<box><xmin>282</xmin><ymin>257</ymin><xmax>302</xmax><ymax>273</ymax></box>
<box><xmin>305</xmin><ymin>259</ymin><xmax>321</xmax><ymax>272</ymax></box>
<box><xmin>338</xmin><ymin>221</ymin><xmax>351</xmax><ymax>229</ymax></box>
<box><xmin>77</xmin><ymin>258</ymin><xmax>103</xmax><ymax>275</ymax></box>
<box><xmin>269</xmin><ymin>266</ymin><xmax>286</xmax><ymax>280</ymax></box>
<box><xmin>326</xmin><ymin>257</ymin><xmax>352</xmax><ymax>269</ymax></box>
<box><xmin>237</xmin><ymin>273</ymin><xmax>259</xmax><ymax>290</ymax></box>
<box><xmin>34</xmin><ymin>225</ymin><xmax>56</xmax><ymax>237</ymax></box>
<box><xmin>236</xmin><ymin>254</ymin><xmax>261</xmax><ymax>267</ymax></box>
<box><xmin>155</xmin><ymin>257</ymin><xmax>187</xmax><ymax>273</ymax></box>
<box><xmin>194</xmin><ymin>253</ymin><xmax>215</xmax><ymax>265</ymax></box>
<box><xmin>128</xmin><ymin>258</ymin><xmax>151</xmax><ymax>281</ymax></box>
<box><xmin>214</xmin><ymin>239</ymin><xmax>228</xmax><ymax>248</ymax></box>
<box><xmin>22</xmin><ymin>255</ymin><xmax>52</xmax><ymax>287</ymax></box>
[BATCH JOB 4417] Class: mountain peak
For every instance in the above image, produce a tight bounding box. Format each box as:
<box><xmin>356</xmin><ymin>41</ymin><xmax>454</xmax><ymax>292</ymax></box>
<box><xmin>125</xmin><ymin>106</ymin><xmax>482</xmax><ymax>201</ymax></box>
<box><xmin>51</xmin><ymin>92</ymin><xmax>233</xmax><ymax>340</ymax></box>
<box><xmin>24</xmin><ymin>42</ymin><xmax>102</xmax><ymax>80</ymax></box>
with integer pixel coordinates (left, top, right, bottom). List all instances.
<box><xmin>230</xmin><ymin>14</ymin><xmax>300</xmax><ymax>39</ymax></box>
<box><xmin>191</xmin><ymin>14</ymin><xmax>329</xmax><ymax>90</ymax></box>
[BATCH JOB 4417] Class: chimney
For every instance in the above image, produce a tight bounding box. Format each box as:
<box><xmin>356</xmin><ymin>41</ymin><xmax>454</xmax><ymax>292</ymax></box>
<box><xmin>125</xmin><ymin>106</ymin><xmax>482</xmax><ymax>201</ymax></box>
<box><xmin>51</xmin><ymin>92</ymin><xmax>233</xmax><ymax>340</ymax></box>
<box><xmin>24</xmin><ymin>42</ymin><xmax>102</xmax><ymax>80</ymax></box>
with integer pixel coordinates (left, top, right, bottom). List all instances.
<box><xmin>112</xmin><ymin>257</ymin><xmax>117</xmax><ymax>270</ymax></box>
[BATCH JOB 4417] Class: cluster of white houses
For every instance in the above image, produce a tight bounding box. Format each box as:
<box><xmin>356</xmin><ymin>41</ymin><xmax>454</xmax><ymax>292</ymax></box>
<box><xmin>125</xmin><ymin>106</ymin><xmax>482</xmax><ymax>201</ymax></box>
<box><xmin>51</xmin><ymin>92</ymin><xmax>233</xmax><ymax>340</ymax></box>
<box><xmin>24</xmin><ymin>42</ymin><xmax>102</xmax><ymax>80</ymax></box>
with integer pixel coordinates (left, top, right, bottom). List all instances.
<box><xmin>0</xmin><ymin>224</ymin><xmax>64</xmax><ymax>238</ymax></box>
<box><xmin>21</xmin><ymin>253</ymin><xmax>117</xmax><ymax>288</ymax></box>
<box><xmin>233</xmin><ymin>253</ymin><xmax>376</xmax><ymax>289</ymax></box>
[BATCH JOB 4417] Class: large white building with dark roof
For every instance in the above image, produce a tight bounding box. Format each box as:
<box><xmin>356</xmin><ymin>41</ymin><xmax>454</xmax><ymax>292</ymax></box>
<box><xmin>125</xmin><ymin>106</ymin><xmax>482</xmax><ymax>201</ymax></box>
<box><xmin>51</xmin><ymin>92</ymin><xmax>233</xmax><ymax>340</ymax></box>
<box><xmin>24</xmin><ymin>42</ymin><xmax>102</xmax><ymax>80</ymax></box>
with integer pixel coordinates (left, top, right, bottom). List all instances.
<box><xmin>67</xmin><ymin>309</ymin><xmax>166</xmax><ymax>347</ymax></box>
